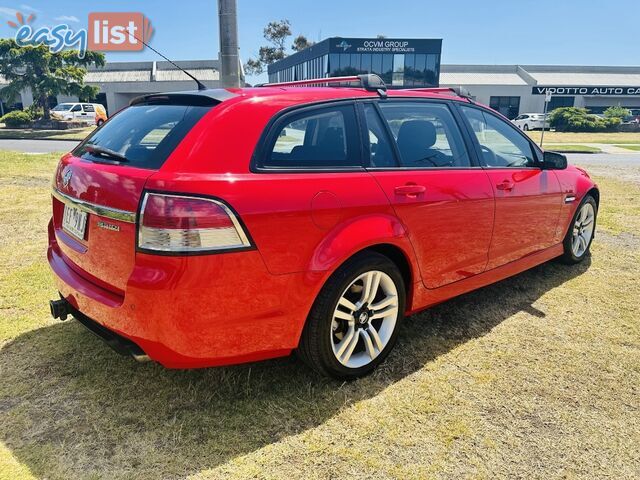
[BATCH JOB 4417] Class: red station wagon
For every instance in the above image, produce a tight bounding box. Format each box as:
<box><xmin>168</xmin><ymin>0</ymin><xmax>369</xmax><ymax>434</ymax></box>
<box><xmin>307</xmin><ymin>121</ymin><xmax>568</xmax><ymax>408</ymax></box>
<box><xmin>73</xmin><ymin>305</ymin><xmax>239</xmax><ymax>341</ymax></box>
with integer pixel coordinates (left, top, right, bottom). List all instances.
<box><xmin>48</xmin><ymin>75</ymin><xmax>599</xmax><ymax>379</ymax></box>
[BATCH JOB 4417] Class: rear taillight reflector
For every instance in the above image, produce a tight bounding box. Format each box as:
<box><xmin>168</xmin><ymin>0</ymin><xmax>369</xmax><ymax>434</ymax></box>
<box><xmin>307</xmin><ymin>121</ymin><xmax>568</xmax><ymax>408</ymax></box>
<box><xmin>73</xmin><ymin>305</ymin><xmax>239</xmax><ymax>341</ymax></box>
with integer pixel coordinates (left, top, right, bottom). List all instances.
<box><xmin>138</xmin><ymin>192</ymin><xmax>252</xmax><ymax>253</ymax></box>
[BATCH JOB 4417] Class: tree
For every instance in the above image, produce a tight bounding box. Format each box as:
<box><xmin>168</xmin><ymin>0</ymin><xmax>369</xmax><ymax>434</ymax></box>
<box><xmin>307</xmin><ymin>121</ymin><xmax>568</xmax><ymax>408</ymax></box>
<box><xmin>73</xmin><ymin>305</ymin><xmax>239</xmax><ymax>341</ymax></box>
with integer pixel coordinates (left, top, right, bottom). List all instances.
<box><xmin>292</xmin><ymin>34</ymin><xmax>314</xmax><ymax>52</ymax></box>
<box><xmin>603</xmin><ymin>105</ymin><xmax>631</xmax><ymax>120</ymax></box>
<box><xmin>0</xmin><ymin>39</ymin><xmax>105</xmax><ymax>120</ymax></box>
<box><xmin>244</xmin><ymin>20</ymin><xmax>314</xmax><ymax>76</ymax></box>
<box><xmin>549</xmin><ymin>107</ymin><xmax>620</xmax><ymax>132</ymax></box>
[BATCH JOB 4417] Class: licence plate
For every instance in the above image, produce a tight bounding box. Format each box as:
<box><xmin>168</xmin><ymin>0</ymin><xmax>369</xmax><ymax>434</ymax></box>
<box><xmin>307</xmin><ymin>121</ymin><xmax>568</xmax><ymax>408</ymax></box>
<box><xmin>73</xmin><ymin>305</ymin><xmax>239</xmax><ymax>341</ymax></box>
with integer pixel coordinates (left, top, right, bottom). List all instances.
<box><xmin>62</xmin><ymin>204</ymin><xmax>88</xmax><ymax>240</ymax></box>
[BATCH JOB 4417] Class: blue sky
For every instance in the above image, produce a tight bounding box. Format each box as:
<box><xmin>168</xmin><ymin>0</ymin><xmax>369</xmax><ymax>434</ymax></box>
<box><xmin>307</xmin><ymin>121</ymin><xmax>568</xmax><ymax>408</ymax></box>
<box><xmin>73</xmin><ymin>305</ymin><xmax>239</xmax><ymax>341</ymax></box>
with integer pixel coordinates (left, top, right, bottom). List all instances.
<box><xmin>0</xmin><ymin>0</ymin><xmax>638</xmax><ymax>83</ymax></box>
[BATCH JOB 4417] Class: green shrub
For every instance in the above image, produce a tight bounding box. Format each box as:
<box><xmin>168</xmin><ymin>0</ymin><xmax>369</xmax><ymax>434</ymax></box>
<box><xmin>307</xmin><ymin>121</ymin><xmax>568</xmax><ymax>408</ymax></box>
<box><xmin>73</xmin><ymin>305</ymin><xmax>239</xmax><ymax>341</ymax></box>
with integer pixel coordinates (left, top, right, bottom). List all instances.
<box><xmin>25</xmin><ymin>104</ymin><xmax>44</xmax><ymax>120</ymax></box>
<box><xmin>0</xmin><ymin>110</ymin><xmax>32</xmax><ymax>127</ymax></box>
<box><xmin>549</xmin><ymin>107</ymin><xmax>620</xmax><ymax>132</ymax></box>
<box><xmin>604</xmin><ymin>105</ymin><xmax>631</xmax><ymax>120</ymax></box>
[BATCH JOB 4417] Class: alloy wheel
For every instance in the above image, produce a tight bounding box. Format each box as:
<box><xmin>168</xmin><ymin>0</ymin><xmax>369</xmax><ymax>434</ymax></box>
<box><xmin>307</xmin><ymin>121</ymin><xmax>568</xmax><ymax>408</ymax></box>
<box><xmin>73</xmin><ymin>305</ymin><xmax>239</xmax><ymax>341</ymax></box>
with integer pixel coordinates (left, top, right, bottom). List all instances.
<box><xmin>330</xmin><ymin>270</ymin><xmax>399</xmax><ymax>369</ymax></box>
<box><xmin>572</xmin><ymin>202</ymin><xmax>595</xmax><ymax>257</ymax></box>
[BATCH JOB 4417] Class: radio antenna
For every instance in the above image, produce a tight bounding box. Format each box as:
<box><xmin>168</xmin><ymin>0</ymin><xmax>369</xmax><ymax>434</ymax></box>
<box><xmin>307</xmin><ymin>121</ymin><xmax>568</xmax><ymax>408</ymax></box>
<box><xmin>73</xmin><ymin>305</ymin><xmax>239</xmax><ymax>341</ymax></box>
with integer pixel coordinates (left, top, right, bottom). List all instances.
<box><xmin>131</xmin><ymin>34</ymin><xmax>207</xmax><ymax>91</ymax></box>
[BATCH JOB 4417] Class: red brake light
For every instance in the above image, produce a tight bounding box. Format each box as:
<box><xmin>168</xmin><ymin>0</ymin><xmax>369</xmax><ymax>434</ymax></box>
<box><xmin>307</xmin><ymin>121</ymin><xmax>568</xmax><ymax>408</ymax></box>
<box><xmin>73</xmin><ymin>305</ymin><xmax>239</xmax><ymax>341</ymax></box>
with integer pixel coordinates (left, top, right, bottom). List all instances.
<box><xmin>138</xmin><ymin>192</ymin><xmax>252</xmax><ymax>253</ymax></box>
<box><xmin>141</xmin><ymin>195</ymin><xmax>234</xmax><ymax>230</ymax></box>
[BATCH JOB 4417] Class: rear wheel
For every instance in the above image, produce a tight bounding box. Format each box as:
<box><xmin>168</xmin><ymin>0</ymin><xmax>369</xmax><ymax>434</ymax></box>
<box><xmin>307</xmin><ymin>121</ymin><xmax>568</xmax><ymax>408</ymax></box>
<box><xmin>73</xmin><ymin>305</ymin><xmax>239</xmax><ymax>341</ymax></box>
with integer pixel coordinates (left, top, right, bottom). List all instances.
<box><xmin>96</xmin><ymin>119</ymin><xmax>104</xmax><ymax>127</ymax></box>
<box><xmin>523</xmin><ymin>124</ymin><xmax>529</xmax><ymax>131</ymax></box>
<box><xmin>297</xmin><ymin>252</ymin><xmax>405</xmax><ymax>379</ymax></box>
<box><xmin>560</xmin><ymin>195</ymin><xmax>597</xmax><ymax>264</ymax></box>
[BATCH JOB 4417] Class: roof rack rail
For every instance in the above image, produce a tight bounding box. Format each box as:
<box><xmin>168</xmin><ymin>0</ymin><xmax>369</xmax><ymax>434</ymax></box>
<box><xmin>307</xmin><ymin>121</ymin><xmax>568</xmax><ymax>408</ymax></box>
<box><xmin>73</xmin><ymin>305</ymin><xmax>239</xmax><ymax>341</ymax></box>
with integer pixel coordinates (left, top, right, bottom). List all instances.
<box><xmin>257</xmin><ymin>74</ymin><xmax>388</xmax><ymax>98</ymax></box>
<box><xmin>406</xmin><ymin>86</ymin><xmax>475</xmax><ymax>101</ymax></box>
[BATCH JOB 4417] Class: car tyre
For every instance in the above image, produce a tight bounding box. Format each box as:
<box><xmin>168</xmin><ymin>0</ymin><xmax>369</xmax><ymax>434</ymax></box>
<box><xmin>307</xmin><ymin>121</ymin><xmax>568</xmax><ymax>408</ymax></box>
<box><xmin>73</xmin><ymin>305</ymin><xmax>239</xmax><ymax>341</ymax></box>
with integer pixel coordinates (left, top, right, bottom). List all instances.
<box><xmin>523</xmin><ymin>124</ymin><xmax>529</xmax><ymax>131</ymax></box>
<box><xmin>97</xmin><ymin>119</ymin><xmax>105</xmax><ymax>127</ymax></box>
<box><xmin>559</xmin><ymin>194</ymin><xmax>597</xmax><ymax>264</ymax></box>
<box><xmin>297</xmin><ymin>251</ymin><xmax>406</xmax><ymax>380</ymax></box>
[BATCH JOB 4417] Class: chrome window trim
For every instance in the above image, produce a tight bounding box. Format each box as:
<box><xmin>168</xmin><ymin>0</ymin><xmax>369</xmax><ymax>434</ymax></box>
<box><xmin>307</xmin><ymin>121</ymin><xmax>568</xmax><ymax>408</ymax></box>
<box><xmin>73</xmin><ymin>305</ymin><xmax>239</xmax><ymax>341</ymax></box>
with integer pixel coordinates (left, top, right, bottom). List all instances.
<box><xmin>52</xmin><ymin>188</ymin><xmax>137</xmax><ymax>224</ymax></box>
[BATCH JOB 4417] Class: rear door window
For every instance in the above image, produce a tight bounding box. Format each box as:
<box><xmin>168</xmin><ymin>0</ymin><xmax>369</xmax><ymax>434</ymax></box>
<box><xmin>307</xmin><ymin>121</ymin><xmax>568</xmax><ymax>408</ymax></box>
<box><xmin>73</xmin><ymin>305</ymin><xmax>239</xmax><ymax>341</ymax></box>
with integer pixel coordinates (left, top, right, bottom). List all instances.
<box><xmin>262</xmin><ymin>104</ymin><xmax>361</xmax><ymax>169</ymax></box>
<box><xmin>378</xmin><ymin>102</ymin><xmax>471</xmax><ymax>168</ymax></box>
<box><xmin>73</xmin><ymin>104</ymin><xmax>211</xmax><ymax>169</ymax></box>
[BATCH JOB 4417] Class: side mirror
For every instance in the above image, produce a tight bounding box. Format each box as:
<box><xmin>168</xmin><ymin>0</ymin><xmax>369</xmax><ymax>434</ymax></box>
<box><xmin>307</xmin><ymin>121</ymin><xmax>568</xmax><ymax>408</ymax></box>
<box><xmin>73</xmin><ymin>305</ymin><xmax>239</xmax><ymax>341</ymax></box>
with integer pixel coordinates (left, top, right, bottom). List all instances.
<box><xmin>542</xmin><ymin>151</ymin><xmax>568</xmax><ymax>170</ymax></box>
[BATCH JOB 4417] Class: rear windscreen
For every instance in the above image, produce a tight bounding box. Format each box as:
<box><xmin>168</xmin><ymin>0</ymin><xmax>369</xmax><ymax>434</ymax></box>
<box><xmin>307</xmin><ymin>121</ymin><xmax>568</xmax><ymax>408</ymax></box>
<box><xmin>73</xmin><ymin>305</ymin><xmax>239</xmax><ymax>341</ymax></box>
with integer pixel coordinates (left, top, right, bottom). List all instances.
<box><xmin>73</xmin><ymin>104</ymin><xmax>212</xmax><ymax>169</ymax></box>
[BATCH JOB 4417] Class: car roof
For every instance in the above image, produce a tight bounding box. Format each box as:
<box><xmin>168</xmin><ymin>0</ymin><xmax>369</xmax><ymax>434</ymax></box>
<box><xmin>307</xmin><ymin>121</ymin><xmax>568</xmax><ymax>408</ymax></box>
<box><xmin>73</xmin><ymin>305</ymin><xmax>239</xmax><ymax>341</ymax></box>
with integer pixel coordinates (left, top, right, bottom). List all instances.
<box><xmin>133</xmin><ymin>86</ymin><xmax>473</xmax><ymax>107</ymax></box>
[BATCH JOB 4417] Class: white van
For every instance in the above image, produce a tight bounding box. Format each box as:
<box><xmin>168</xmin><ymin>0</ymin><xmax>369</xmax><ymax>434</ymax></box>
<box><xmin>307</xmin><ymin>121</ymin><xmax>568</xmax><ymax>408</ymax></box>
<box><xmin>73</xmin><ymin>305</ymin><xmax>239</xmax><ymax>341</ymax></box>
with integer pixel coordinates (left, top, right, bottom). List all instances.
<box><xmin>51</xmin><ymin>103</ymin><xmax>108</xmax><ymax>125</ymax></box>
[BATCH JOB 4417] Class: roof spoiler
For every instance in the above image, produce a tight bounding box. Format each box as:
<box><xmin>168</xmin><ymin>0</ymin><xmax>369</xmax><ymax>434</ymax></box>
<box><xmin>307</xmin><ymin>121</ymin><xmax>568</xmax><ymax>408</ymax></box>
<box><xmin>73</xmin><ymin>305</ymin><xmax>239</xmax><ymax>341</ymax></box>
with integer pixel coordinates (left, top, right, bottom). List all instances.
<box><xmin>130</xmin><ymin>89</ymin><xmax>237</xmax><ymax>107</ymax></box>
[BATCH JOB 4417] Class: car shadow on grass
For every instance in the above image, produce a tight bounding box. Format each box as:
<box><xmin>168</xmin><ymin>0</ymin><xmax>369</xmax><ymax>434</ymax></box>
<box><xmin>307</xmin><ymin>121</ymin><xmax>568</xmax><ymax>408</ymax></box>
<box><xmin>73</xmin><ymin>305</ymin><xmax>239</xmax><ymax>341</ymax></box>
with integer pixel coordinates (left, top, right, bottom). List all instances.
<box><xmin>0</xmin><ymin>257</ymin><xmax>590</xmax><ymax>479</ymax></box>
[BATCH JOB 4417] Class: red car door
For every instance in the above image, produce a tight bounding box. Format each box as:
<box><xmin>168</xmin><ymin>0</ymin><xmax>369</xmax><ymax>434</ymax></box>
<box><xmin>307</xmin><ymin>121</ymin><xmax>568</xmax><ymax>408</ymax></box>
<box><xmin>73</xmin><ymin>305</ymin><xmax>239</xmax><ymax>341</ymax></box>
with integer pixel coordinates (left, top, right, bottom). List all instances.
<box><xmin>361</xmin><ymin>101</ymin><xmax>495</xmax><ymax>289</ymax></box>
<box><xmin>457</xmin><ymin>105</ymin><xmax>563</xmax><ymax>269</ymax></box>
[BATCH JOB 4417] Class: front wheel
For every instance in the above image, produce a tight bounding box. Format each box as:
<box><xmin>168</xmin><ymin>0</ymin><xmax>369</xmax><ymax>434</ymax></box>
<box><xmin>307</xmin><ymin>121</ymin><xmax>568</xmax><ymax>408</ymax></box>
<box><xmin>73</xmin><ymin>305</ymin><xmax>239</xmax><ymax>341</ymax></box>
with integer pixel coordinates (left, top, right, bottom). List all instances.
<box><xmin>523</xmin><ymin>124</ymin><xmax>529</xmax><ymax>131</ymax></box>
<box><xmin>297</xmin><ymin>252</ymin><xmax>405</xmax><ymax>380</ymax></box>
<box><xmin>560</xmin><ymin>195</ymin><xmax>597</xmax><ymax>264</ymax></box>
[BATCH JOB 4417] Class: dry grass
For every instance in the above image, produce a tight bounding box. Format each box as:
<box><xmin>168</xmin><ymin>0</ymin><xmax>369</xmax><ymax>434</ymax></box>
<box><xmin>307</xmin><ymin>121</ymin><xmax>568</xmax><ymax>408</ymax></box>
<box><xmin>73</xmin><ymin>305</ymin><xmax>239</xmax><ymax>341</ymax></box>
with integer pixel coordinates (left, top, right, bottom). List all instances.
<box><xmin>1</xmin><ymin>152</ymin><xmax>639</xmax><ymax>479</ymax></box>
<box><xmin>526</xmin><ymin>130</ymin><xmax>640</xmax><ymax>144</ymax></box>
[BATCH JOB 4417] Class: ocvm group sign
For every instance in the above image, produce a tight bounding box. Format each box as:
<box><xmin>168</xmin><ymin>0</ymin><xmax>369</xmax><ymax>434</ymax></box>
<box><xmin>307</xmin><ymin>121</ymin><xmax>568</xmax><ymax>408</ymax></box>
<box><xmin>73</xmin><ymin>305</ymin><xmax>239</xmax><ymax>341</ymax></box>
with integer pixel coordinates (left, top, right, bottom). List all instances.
<box><xmin>532</xmin><ymin>86</ymin><xmax>640</xmax><ymax>96</ymax></box>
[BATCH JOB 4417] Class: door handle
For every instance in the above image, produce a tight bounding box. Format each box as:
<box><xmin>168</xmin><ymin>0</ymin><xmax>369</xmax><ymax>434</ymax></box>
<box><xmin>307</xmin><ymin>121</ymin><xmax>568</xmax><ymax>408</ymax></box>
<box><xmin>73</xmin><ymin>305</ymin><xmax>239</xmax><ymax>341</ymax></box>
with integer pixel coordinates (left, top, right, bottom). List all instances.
<box><xmin>394</xmin><ymin>184</ymin><xmax>426</xmax><ymax>197</ymax></box>
<box><xmin>496</xmin><ymin>180</ymin><xmax>514</xmax><ymax>192</ymax></box>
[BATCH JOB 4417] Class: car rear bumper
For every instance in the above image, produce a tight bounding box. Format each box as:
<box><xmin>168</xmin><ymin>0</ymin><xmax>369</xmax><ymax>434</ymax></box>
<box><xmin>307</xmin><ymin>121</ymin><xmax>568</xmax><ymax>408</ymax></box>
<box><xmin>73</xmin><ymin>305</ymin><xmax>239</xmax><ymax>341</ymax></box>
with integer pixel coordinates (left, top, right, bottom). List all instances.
<box><xmin>47</xmin><ymin>218</ymin><xmax>322</xmax><ymax>368</ymax></box>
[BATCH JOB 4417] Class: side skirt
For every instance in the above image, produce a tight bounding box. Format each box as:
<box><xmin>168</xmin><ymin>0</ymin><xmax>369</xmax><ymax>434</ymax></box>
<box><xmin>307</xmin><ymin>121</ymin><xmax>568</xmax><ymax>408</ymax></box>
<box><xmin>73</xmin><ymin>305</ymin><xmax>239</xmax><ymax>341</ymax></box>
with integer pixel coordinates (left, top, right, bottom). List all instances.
<box><xmin>407</xmin><ymin>243</ymin><xmax>564</xmax><ymax>314</ymax></box>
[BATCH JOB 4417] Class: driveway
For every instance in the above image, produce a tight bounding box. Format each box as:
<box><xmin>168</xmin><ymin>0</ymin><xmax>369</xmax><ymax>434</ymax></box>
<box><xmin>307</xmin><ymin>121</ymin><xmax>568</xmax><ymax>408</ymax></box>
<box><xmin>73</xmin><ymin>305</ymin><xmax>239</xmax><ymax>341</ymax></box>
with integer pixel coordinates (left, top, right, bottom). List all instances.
<box><xmin>568</xmin><ymin>153</ymin><xmax>640</xmax><ymax>185</ymax></box>
<box><xmin>0</xmin><ymin>139</ymin><xmax>80</xmax><ymax>153</ymax></box>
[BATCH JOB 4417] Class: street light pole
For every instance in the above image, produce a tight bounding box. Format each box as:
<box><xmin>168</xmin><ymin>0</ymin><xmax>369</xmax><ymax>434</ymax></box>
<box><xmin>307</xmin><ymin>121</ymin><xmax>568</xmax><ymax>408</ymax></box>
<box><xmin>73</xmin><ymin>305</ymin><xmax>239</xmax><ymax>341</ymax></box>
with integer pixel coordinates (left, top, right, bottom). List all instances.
<box><xmin>218</xmin><ymin>0</ymin><xmax>241</xmax><ymax>88</ymax></box>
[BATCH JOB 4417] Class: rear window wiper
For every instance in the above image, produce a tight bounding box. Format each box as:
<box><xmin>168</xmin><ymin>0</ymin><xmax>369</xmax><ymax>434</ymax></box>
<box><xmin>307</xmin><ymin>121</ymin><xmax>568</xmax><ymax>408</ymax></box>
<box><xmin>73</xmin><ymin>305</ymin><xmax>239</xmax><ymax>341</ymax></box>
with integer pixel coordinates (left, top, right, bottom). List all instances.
<box><xmin>84</xmin><ymin>144</ymin><xmax>129</xmax><ymax>163</ymax></box>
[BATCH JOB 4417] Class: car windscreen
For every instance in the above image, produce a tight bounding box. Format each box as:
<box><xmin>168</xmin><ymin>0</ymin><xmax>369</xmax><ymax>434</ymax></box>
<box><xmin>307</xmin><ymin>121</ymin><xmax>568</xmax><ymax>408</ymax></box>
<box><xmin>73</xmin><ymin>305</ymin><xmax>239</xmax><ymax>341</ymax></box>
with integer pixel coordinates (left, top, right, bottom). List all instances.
<box><xmin>53</xmin><ymin>104</ymin><xmax>73</xmax><ymax>111</ymax></box>
<box><xmin>73</xmin><ymin>104</ymin><xmax>212</xmax><ymax>169</ymax></box>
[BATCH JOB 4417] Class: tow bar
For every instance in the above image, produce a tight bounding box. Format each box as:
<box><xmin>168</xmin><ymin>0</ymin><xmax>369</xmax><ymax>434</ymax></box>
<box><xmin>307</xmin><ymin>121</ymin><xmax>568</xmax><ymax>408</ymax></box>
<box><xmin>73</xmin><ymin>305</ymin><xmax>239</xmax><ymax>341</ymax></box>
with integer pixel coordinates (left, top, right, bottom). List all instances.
<box><xmin>49</xmin><ymin>298</ymin><xmax>71</xmax><ymax>320</ymax></box>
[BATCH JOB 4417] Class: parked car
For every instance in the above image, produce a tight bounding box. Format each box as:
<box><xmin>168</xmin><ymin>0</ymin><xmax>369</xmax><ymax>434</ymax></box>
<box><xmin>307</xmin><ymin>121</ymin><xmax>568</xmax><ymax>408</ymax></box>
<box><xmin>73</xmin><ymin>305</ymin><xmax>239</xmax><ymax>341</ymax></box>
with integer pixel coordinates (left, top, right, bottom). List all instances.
<box><xmin>51</xmin><ymin>102</ymin><xmax>108</xmax><ymax>126</ymax></box>
<box><xmin>512</xmin><ymin>113</ymin><xmax>549</xmax><ymax>131</ymax></box>
<box><xmin>47</xmin><ymin>75</ymin><xmax>598</xmax><ymax>379</ymax></box>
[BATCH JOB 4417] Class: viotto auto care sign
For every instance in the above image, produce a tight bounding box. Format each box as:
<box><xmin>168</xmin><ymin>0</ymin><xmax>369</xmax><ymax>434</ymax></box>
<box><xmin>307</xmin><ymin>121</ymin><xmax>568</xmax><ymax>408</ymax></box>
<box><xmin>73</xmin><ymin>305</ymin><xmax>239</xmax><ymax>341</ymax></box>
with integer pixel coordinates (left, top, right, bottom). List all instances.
<box><xmin>532</xmin><ymin>86</ymin><xmax>640</xmax><ymax>96</ymax></box>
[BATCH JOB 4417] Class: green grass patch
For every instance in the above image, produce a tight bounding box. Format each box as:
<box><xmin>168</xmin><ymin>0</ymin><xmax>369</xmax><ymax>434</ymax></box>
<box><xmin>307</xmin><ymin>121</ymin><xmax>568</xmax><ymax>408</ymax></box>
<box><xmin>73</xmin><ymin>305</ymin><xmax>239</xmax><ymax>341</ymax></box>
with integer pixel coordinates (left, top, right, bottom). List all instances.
<box><xmin>613</xmin><ymin>144</ymin><xmax>640</xmax><ymax>151</ymax></box>
<box><xmin>0</xmin><ymin>127</ymin><xmax>94</xmax><ymax>141</ymax></box>
<box><xmin>542</xmin><ymin>144</ymin><xmax>602</xmax><ymax>153</ymax></box>
<box><xmin>1</xmin><ymin>152</ymin><xmax>639</xmax><ymax>479</ymax></box>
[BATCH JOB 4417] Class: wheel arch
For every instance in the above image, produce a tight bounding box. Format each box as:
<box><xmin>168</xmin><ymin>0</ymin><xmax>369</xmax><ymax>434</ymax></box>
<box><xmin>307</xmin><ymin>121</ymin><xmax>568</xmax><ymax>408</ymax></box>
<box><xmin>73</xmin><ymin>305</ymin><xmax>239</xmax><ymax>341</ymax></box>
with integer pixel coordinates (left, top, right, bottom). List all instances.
<box><xmin>586</xmin><ymin>186</ymin><xmax>600</xmax><ymax>207</ymax></box>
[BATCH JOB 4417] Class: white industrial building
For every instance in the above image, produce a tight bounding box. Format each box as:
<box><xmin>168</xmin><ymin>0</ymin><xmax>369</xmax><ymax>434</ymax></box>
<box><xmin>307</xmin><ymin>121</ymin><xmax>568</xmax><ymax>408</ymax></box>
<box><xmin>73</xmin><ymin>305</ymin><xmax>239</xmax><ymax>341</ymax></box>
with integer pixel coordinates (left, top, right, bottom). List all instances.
<box><xmin>440</xmin><ymin>64</ymin><xmax>640</xmax><ymax>118</ymax></box>
<box><xmin>1</xmin><ymin>60</ymin><xmax>221</xmax><ymax>115</ymax></box>
<box><xmin>2</xmin><ymin>59</ymin><xmax>639</xmax><ymax>120</ymax></box>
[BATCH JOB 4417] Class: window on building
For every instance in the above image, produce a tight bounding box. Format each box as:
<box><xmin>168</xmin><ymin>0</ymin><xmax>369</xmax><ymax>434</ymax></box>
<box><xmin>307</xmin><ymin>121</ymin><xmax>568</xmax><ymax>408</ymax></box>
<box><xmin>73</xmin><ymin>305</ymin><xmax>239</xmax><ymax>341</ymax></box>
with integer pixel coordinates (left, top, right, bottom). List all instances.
<box><xmin>489</xmin><ymin>96</ymin><xmax>521</xmax><ymax>119</ymax></box>
<box><xmin>381</xmin><ymin>54</ymin><xmax>393</xmax><ymax>84</ymax></box>
<box><xmin>548</xmin><ymin>96</ymin><xmax>574</xmax><ymax>111</ymax></box>
<box><xmin>392</xmin><ymin>54</ymin><xmax>405</xmax><ymax>87</ymax></box>
<box><xmin>425</xmin><ymin>54</ymin><xmax>438</xmax><ymax>86</ymax></box>
<box><xmin>361</xmin><ymin>54</ymin><xmax>371</xmax><ymax>74</ymax></box>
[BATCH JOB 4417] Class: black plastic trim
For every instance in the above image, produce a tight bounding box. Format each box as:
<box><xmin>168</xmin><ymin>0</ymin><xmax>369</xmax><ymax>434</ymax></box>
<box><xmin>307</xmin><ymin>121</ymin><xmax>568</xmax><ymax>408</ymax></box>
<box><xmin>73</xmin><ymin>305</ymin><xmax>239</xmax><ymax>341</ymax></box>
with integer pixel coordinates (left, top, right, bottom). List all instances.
<box><xmin>62</xmin><ymin>296</ymin><xmax>147</xmax><ymax>358</ymax></box>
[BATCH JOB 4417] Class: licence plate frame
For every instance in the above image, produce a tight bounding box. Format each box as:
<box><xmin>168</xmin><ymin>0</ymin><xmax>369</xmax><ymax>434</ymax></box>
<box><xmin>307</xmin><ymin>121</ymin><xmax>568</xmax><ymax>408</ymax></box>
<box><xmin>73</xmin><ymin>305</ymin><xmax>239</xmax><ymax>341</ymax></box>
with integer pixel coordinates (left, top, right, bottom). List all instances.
<box><xmin>62</xmin><ymin>204</ymin><xmax>88</xmax><ymax>240</ymax></box>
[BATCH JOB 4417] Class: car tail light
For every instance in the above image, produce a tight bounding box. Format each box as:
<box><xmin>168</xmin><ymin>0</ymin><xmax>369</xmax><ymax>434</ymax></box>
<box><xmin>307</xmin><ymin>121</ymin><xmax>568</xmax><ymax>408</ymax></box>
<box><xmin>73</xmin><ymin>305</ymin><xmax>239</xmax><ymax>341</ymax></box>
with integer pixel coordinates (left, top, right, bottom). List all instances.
<box><xmin>138</xmin><ymin>192</ymin><xmax>252</xmax><ymax>253</ymax></box>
